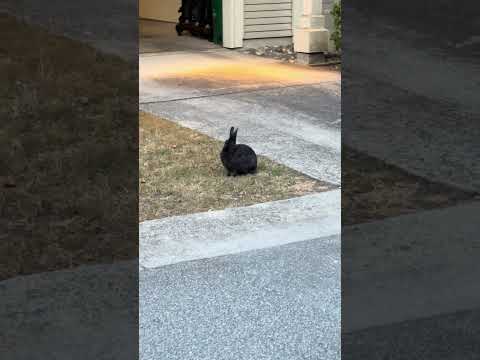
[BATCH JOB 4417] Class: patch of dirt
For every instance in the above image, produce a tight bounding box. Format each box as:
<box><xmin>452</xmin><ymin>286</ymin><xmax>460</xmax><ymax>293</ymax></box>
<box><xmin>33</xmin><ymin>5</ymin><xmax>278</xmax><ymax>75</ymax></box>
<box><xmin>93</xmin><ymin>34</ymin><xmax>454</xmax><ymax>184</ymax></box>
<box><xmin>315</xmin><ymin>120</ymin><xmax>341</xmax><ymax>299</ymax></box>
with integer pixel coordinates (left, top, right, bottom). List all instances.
<box><xmin>140</xmin><ymin>112</ymin><xmax>333</xmax><ymax>222</ymax></box>
<box><xmin>239</xmin><ymin>44</ymin><xmax>297</xmax><ymax>63</ymax></box>
<box><xmin>342</xmin><ymin>147</ymin><xmax>477</xmax><ymax>225</ymax></box>
<box><xmin>0</xmin><ymin>14</ymin><xmax>137</xmax><ymax>280</ymax></box>
<box><xmin>238</xmin><ymin>44</ymin><xmax>341</xmax><ymax>69</ymax></box>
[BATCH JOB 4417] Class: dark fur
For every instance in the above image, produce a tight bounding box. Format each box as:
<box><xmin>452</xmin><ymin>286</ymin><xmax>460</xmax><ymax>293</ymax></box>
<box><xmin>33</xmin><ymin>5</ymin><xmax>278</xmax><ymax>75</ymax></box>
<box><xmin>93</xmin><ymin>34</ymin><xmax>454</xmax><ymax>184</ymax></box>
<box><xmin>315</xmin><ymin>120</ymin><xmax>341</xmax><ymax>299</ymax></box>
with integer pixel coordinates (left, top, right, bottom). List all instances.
<box><xmin>220</xmin><ymin>127</ymin><xmax>257</xmax><ymax>176</ymax></box>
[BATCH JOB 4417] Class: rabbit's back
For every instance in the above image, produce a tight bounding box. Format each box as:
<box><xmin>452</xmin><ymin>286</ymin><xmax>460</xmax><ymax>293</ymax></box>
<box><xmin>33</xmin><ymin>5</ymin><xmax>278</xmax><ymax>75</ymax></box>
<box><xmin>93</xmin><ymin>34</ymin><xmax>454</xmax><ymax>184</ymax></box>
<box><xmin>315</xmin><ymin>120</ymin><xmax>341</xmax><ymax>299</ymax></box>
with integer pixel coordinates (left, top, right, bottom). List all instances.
<box><xmin>222</xmin><ymin>144</ymin><xmax>257</xmax><ymax>175</ymax></box>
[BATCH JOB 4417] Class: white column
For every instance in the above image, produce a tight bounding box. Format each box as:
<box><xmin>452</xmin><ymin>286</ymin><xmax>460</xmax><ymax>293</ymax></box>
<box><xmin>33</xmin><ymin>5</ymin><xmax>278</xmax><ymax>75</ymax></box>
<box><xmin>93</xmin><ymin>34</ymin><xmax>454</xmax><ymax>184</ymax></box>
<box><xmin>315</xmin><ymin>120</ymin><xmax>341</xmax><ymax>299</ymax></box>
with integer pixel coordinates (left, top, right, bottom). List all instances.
<box><xmin>293</xmin><ymin>0</ymin><xmax>330</xmax><ymax>53</ymax></box>
<box><xmin>222</xmin><ymin>0</ymin><xmax>243</xmax><ymax>48</ymax></box>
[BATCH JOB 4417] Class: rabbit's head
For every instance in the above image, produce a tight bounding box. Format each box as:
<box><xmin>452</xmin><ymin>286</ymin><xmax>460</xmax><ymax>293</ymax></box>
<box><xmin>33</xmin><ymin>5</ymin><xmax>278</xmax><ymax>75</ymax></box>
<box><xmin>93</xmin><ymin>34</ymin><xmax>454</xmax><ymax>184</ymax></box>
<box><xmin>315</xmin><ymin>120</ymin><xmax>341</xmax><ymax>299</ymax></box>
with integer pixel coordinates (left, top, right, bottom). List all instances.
<box><xmin>224</xmin><ymin>126</ymin><xmax>238</xmax><ymax>148</ymax></box>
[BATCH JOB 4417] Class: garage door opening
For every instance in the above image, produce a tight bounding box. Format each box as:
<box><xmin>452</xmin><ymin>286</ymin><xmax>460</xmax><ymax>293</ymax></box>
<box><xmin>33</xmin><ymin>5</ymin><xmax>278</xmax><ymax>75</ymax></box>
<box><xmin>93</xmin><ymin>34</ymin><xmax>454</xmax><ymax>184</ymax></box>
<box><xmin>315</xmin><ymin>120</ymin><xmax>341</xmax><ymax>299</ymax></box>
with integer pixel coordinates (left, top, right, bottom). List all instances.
<box><xmin>139</xmin><ymin>0</ymin><xmax>223</xmax><ymax>53</ymax></box>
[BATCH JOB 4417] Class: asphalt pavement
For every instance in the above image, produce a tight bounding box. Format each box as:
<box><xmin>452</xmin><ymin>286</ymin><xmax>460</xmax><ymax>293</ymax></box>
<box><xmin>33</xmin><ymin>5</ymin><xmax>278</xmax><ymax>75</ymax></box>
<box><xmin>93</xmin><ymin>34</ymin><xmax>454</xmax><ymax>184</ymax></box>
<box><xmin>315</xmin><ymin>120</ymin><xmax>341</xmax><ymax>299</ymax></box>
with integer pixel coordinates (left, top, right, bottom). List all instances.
<box><xmin>140</xmin><ymin>235</ymin><xmax>340</xmax><ymax>360</ymax></box>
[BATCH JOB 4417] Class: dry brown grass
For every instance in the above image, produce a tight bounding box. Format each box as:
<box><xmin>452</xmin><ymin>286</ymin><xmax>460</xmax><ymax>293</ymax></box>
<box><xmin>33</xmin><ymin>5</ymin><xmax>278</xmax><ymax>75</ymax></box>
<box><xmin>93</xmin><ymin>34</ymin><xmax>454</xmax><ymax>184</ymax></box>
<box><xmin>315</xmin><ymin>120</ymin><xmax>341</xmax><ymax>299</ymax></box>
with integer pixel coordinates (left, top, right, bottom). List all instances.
<box><xmin>0</xmin><ymin>14</ymin><xmax>137</xmax><ymax>280</ymax></box>
<box><xmin>139</xmin><ymin>112</ymin><xmax>331</xmax><ymax>222</ymax></box>
<box><xmin>342</xmin><ymin>146</ymin><xmax>476</xmax><ymax>225</ymax></box>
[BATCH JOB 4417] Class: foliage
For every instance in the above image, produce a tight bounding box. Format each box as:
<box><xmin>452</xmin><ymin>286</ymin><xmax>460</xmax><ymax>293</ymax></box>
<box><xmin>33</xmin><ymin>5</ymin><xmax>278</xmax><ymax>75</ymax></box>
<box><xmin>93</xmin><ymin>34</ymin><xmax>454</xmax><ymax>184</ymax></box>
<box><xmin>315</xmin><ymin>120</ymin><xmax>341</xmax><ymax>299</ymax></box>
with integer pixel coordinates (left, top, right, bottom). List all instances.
<box><xmin>331</xmin><ymin>1</ymin><xmax>342</xmax><ymax>51</ymax></box>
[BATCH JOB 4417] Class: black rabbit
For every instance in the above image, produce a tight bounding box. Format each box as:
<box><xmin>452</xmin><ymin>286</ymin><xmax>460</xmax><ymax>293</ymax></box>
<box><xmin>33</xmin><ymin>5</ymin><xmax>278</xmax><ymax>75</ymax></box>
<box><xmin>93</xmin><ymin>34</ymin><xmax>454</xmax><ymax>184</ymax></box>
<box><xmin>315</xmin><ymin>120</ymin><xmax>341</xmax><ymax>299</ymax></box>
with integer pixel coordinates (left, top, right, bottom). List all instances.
<box><xmin>220</xmin><ymin>127</ymin><xmax>257</xmax><ymax>176</ymax></box>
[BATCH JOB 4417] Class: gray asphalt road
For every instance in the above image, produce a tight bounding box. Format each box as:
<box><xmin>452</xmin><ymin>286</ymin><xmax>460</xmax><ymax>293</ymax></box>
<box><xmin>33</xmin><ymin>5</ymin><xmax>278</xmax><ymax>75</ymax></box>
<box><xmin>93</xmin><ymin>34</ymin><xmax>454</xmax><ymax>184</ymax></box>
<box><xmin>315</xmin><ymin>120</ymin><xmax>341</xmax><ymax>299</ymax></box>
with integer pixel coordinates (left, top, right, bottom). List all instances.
<box><xmin>0</xmin><ymin>261</ymin><xmax>138</xmax><ymax>360</ymax></box>
<box><xmin>343</xmin><ymin>308</ymin><xmax>480</xmax><ymax>360</ymax></box>
<box><xmin>140</xmin><ymin>235</ymin><xmax>340</xmax><ymax>360</ymax></box>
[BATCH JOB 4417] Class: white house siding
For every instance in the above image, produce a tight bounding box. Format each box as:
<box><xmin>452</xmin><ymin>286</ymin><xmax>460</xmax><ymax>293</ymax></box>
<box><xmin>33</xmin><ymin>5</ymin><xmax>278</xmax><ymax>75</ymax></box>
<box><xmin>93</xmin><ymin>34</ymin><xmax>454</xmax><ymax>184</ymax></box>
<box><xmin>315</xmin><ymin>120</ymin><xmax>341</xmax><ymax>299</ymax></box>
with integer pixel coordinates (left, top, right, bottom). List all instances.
<box><xmin>243</xmin><ymin>0</ymin><xmax>293</xmax><ymax>39</ymax></box>
<box><xmin>323</xmin><ymin>0</ymin><xmax>335</xmax><ymax>12</ymax></box>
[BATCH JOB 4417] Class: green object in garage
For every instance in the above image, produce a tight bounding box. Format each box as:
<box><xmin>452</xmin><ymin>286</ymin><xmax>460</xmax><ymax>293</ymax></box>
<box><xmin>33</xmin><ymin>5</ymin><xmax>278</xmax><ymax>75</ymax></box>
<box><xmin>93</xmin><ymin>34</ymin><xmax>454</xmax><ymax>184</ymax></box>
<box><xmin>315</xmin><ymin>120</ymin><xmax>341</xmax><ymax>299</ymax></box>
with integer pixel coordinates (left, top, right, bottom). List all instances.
<box><xmin>212</xmin><ymin>0</ymin><xmax>222</xmax><ymax>45</ymax></box>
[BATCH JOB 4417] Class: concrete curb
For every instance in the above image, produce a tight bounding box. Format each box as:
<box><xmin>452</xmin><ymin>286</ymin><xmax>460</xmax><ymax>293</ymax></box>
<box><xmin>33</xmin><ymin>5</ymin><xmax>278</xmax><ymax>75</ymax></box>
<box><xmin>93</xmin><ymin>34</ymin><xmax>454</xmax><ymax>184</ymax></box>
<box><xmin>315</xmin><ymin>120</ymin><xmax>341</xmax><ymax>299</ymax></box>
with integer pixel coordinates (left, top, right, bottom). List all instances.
<box><xmin>140</xmin><ymin>189</ymin><xmax>340</xmax><ymax>269</ymax></box>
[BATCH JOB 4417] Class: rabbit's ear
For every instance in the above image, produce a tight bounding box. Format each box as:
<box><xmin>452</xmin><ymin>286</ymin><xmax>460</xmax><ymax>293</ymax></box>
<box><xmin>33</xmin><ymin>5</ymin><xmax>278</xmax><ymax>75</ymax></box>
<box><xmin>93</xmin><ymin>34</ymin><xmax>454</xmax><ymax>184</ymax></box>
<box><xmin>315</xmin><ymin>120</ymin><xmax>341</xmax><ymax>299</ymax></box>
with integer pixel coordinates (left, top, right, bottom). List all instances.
<box><xmin>233</xmin><ymin>128</ymin><xmax>238</xmax><ymax>140</ymax></box>
<box><xmin>229</xmin><ymin>126</ymin><xmax>235</xmax><ymax>138</ymax></box>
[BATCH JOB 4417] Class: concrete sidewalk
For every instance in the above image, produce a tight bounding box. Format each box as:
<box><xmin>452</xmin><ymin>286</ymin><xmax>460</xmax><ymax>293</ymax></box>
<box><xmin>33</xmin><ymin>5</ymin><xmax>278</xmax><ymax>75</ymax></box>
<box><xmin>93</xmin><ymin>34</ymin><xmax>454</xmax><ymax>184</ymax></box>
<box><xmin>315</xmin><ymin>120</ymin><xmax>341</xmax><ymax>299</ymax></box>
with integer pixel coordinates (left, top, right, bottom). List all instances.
<box><xmin>140</xmin><ymin>190</ymin><xmax>340</xmax><ymax>269</ymax></box>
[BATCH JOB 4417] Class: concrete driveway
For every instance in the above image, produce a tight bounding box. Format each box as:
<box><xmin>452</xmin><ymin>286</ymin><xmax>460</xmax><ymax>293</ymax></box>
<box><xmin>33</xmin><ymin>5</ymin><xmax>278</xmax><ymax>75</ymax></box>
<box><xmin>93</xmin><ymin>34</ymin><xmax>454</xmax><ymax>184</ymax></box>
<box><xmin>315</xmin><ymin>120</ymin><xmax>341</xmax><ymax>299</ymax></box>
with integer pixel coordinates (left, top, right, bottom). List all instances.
<box><xmin>343</xmin><ymin>6</ymin><xmax>480</xmax><ymax>192</ymax></box>
<box><xmin>140</xmin><ymin>20</ymin><xmax>220</xmax><ymax>53</ymax></box>
<box><xmin>3</xmin><ymin>0</ymin><xmax>138</xmax><ymax>60</ymax></box>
